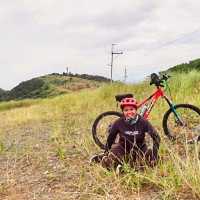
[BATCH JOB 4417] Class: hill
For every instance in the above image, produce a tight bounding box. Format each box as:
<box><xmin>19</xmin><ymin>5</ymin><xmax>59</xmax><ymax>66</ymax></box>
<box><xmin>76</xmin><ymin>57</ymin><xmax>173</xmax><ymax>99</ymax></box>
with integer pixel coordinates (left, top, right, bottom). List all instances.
<box><xmin>0</xmin><ymin>88</ymin><xmax>6</xmax><ymax>95</ymax></box>
<box><xmin>0</xmin><ymin>70</ymin><xmax>200</xmax><ymax>199</ymax></box>
<box><xmin>0</xmin><ymin>73</ymin><xmax>110</xmax><ymax>101</ymax></box>
<box><xmin>63</xmin><ymin>72</ymin><xmax>111</xmax><ymax>82</ymax></box>
<box><xmin>163</xmin><ymin>58</ymin><xmax>200</xmax><ymax>73</ymax></box>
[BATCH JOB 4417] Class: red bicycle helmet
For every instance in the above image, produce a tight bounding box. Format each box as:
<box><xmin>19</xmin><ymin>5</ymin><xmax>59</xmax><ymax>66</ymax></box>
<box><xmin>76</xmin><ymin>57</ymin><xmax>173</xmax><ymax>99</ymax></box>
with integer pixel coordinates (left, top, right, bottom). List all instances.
<box><xmin>120</xmin><ymin>97</ymin><xmax>137</xmax><ymax>109</ymax></box>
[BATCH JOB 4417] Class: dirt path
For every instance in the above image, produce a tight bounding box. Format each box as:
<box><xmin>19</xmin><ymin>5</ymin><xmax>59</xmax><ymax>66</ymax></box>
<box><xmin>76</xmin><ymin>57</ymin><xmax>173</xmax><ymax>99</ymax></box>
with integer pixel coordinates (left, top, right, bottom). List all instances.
<box><xmin>0</xmin><ymin>119</ymin><xmax>166</xmax><ymax>200</ymax></box>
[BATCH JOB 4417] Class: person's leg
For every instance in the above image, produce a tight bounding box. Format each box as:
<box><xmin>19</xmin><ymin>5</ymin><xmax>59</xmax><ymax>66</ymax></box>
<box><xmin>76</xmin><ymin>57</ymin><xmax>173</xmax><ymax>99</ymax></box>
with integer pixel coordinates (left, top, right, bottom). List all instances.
<box><xmin>139</xmin><ymin>144</ymin><xmax>159</xmax><ymax>167</ymax></box>
<box><xmin>101</xmin><ymin>143</ymin><xmax>126</xmax><ymax>169</ymax></box>
<box><xmin>130</xmin><ymin>145</ymin><xmax>158</xmax><ymax>168</ymax></box>
<box><xmin>129</xmin><ymin>146</ymin><xmax>146</xmax><ymax>168</ymax></box>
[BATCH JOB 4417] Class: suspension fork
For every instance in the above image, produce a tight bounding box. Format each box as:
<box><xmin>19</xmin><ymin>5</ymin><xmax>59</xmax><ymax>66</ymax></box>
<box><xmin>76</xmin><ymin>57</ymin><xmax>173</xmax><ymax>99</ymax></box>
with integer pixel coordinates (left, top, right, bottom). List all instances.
<box><xmin>163</xmin><ymin>95</ymin><xmax>184</xmax><ymax>125</ymax></box>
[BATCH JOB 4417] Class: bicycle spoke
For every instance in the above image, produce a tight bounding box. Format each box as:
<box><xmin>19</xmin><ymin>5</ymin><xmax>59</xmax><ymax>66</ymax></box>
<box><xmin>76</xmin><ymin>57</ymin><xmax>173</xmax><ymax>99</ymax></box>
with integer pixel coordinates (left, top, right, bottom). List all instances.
<box><xmin>95</xmin><ymin>115</ymin><xmax>121</xmax><ymax>146</ymax></box>
<box><xmin>167</xmin><ymin>107</ymin><xmax>200</xmax><ymax>144</ymax></box>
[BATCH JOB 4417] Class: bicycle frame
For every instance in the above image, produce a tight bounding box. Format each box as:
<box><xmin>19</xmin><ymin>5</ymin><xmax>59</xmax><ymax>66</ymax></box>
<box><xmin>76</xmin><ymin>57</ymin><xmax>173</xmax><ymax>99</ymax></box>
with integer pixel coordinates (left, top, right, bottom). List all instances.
<box><xmin>137</xmin><ymin>86</ymin><xmax>173</xmax><ymax>119</ymax></box>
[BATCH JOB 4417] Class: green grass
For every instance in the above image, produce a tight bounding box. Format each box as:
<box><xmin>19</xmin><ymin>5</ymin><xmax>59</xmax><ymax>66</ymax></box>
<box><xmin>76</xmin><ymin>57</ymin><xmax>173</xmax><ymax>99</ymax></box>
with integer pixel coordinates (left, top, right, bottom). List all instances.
<box><xmin>0</xmin><ymin>70</ymin><xmax>200</xmax><ymax>199</ymax></box>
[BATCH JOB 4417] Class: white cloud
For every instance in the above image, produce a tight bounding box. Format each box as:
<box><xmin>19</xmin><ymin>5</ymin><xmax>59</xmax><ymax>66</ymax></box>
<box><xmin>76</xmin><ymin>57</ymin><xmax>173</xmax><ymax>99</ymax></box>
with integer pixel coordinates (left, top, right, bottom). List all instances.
<box><xmin>0</xmin><ymin>0</ymin><xmax>200</xmax><ymax>89</ymax></box>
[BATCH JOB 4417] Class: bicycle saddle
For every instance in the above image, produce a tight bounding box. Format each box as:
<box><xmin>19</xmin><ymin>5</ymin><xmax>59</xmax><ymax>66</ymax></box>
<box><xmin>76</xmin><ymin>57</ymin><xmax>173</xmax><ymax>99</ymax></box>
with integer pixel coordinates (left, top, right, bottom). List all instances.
<box><xmin>115</xmin><ymin>93</ymin><xmax>133</xmax><ymax>102</ymax></box>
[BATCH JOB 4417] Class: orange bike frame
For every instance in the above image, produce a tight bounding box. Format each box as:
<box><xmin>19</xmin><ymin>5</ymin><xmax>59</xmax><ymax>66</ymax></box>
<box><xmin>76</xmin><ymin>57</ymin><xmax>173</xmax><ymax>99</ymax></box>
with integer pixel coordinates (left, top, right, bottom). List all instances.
<box><xmin>137</xmin><ymin>87</ymin><xmax>166</xmax><ymax>119</ymax></box>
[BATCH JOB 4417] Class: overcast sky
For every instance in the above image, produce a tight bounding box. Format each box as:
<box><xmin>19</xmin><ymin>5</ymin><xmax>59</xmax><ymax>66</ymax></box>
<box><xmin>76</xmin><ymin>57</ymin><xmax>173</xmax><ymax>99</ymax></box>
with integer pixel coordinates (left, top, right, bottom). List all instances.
<box><xmin>1</xmin><ymin>0</ymin><xmax>200</xmax><ymax>90</ymax></box>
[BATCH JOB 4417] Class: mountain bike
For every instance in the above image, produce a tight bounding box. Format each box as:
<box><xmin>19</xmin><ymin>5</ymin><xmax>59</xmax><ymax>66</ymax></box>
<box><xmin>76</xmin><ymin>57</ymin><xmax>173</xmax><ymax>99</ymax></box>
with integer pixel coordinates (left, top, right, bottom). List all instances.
<box><xmin>92</xmin><ymin>73</ymin><xmax>200</xmax><ymax>150</ymax></box>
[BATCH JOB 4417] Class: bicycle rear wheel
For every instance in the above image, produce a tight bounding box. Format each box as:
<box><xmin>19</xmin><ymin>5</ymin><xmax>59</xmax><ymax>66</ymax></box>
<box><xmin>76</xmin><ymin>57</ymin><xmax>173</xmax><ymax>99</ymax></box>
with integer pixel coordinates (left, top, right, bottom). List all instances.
<box><xmin>92</xmin><ymin>111</ymin><xmax>123</xmax><ymax>150</ymax></box>
<box><xmin>163</xmin><ymin>104</ymin><xmax>200</xmax><ymax>144</ymax></box>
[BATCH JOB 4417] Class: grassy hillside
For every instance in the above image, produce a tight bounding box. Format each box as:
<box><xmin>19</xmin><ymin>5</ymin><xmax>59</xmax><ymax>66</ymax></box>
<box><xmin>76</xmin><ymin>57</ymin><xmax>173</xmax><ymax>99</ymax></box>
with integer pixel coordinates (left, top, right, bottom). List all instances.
<box><xmin>0</xmin><ymin>88</ymin><xmax>6</xmax><ymax>96</ymax></box>
<box><xmin>0</xmin><ymin>70</ymin><xmax>200</xmax><ymax>199</ymax></box>
<box><xmin>163</xmin><ymin>58</ymin><xmax>200</xmax><ymax>73</ymax></box>
<box><xmin>0</xmin><ymin>73</ymin><xmax>108</xmax><ymax>101</ymax></box>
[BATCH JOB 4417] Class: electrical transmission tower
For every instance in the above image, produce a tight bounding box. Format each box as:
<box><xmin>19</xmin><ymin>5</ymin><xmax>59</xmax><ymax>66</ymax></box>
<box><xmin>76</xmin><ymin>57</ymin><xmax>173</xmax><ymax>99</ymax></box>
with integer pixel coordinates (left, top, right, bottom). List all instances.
<box><xmin>110</xmin><ymin>44</ymin><xmax>123</xmax><ymax>83</ymax></box>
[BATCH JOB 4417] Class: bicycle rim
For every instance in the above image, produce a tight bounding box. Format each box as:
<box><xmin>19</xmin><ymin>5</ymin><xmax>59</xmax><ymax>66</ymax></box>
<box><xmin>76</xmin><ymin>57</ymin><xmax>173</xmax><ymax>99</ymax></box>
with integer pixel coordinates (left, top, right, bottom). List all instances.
<box><xmin>166</xmin><ymin>105</ymin><xmax>200</xmax><ymax>144</ymax></box>
<box><xmin>92</xmin><ymin>111</ymin><xmax>122</xmax><ymax>149</ymax></box>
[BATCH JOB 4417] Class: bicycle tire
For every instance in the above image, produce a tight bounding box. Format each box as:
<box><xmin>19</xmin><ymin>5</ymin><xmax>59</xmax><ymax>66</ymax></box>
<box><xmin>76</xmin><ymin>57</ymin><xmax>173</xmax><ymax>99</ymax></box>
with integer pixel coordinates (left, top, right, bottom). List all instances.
<box><xmin>92</xmin><ymin>111</ymin><xmax>123</xmax><ymax>150</ymax></box>
<box><xmin>162</xmin><ymin>104</ymin><xmax>200</xmax><ymax>142</ymax></box>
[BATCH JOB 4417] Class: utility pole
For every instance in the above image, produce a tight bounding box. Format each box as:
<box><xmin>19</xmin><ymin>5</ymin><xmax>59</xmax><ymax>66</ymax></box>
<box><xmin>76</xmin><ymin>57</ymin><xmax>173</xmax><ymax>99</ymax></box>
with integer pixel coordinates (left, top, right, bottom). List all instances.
<box><xmin>124</xmin><ymin>66</ymin><xmax>128</xmax><ymax>83</ymax></box>
<box><xmin>110</xmin><ymin>44</ymin><xmax>123</xmax><ymax>83</ymax></box>
<box><xmin>66</xmin><ymin>67</ymin><xmax>69</xmax><ymax>75</ymax></box>
<box><xmin>65</xmin><ymin>67</ymin><xmax>69</xmax><ymax>88</ymax></box>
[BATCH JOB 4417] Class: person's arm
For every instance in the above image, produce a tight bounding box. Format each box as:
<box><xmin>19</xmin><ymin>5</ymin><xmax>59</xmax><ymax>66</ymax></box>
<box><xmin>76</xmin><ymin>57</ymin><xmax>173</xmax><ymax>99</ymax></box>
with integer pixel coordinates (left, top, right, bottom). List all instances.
<box><xmin>105</xmin><ymin>122</ymin><xmax>119</xmax><ymax>150</ymax></box>
<box><xmin>144</xmin><ymin>120</ymin><xmax>160</xmax><ymax>159</ymax></box>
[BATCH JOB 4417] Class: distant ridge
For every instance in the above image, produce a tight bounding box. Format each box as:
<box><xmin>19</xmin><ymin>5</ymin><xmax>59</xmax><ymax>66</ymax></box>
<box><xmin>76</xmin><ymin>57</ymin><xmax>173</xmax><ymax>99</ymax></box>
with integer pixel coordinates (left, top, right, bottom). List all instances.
<box><xmin>0</xmin><ymin>88</ymin><xmax>5</xmax><ymax>93</ymax></box>
<box><xmin>0</xmin><ymin>73</ymin><xmax>110</xmax><ymax>101</ymax></box>
<box><xmin>62</xmin><ymin>72</ymin><xmax>110</xmax><ymax>82</ymax></box>
<box><xmin>163</xmin><ymin>58</ymin><xmax>200</xmax><ymax>73</ymax></box>
<box><xmin>0</xmin><ymin>88</ymin><xmax>6</xmax><ymax>98</ymax></box>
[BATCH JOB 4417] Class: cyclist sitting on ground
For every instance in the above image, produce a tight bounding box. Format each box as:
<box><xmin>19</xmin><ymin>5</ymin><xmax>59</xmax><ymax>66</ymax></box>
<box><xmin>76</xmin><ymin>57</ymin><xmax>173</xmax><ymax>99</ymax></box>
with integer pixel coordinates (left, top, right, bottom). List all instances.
<box><xmin>91</xmin><ymin>96</ymin><xmax>161</xmax><ymax>171</ymax></box>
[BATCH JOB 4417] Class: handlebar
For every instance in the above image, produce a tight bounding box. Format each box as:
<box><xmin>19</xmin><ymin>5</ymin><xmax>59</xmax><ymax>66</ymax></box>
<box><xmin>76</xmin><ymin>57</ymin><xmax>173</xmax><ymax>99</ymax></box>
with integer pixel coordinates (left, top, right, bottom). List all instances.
<box><xmin>150</xmin><ymin>73</ymin><xmax>171</xmax><ymax>87</ymax></box>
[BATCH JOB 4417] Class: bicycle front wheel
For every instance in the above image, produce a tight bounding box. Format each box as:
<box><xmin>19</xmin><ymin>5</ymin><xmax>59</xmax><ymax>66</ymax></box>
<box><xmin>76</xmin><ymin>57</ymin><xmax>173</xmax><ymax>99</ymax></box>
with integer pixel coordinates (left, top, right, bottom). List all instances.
<box><xmin>92</xmin><ymin>111</ymin><xmax>123</xmax><ymax>150</ymax></box>
<box><xmin>163</xmin><ymin>104</ymin><xmax>200</xmax><ymax>143</ymax></box>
